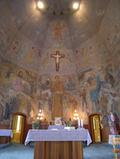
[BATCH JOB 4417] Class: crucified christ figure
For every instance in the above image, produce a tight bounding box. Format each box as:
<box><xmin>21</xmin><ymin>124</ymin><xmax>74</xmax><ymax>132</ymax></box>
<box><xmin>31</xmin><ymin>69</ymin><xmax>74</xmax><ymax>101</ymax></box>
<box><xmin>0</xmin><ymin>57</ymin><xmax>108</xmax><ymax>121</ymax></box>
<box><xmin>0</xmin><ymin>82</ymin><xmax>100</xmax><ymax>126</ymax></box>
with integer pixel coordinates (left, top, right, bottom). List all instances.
<box><xmin>51</xmin><ymin>50</ymin><xmax>65</xmax><ymax>71</ymax></box>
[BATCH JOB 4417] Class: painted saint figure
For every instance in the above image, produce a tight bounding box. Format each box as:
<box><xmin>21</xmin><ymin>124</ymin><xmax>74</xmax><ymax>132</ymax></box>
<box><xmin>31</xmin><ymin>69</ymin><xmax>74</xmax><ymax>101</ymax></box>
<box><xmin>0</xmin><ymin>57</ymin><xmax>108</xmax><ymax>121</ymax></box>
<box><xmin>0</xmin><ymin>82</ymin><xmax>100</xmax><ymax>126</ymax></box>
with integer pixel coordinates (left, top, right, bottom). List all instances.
<box><xmin>108</xmin><ymin>112</ymin><xmax>120</xmax><ymax>135</ymax></box>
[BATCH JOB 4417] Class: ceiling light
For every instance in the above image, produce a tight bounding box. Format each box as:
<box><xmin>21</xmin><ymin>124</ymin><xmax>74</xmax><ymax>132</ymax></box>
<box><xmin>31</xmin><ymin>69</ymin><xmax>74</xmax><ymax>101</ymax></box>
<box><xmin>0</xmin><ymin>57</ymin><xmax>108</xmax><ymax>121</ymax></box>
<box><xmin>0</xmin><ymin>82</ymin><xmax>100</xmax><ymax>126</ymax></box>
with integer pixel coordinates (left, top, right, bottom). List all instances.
<box><xmin>72</xmin><ymin>1</ymin><xmax>80</xmax><ymax>10</ymax></box>
<box><xmin>37</xmin><ymin>1</ymin><xmax>45</xmax><ymax>10</ymax></box>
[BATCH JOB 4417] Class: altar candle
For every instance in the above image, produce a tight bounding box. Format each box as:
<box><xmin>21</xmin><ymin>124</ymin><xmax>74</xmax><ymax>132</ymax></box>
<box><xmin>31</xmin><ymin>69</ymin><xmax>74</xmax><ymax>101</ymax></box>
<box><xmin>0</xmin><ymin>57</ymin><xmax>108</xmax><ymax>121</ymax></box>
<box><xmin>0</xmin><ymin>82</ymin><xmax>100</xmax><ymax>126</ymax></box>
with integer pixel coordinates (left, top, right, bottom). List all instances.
<box><xmin>78</xmin><ymin>118</ymin><xmax>81</xmax><ymax>127</ymax></box>
<box><xmin>81</xmin><ymin>119</ymin><xmax>83</xmax><ymax>127</ymax></box>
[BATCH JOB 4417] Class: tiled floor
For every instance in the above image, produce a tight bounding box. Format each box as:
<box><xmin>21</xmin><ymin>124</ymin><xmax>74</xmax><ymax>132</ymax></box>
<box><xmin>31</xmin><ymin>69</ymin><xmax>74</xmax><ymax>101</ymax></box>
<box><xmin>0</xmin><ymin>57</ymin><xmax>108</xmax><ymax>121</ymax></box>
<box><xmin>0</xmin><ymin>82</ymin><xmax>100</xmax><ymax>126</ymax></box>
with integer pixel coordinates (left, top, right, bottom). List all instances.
<box><xmin>0</xmin><ymin>142</ymin><xmax>116</xmax><ymax>159</ymax></box>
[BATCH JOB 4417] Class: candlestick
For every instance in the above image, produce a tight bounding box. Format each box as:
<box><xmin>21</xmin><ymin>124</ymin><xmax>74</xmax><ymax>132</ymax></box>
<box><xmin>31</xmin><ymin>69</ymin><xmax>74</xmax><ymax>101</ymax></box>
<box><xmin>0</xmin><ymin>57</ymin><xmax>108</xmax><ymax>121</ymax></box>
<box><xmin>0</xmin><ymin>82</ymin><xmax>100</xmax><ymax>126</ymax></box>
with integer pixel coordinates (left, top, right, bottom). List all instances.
<box><xmin>81</xmin><ymin>119</ymin><xmax>83</xmax><ymax>128</ymax></box>
<box><xmin>78</xmin><ymin>118</ymin><xmax>81</xmax><ymax>128</ymax></box>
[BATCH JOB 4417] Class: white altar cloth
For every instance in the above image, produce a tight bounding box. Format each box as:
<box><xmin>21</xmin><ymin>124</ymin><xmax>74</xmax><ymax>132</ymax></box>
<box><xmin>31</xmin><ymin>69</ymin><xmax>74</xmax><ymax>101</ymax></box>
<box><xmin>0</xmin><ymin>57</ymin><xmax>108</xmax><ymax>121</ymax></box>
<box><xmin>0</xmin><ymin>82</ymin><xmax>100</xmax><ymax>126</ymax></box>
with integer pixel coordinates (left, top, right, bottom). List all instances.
<box><xmin>0</xmin><ymin>129</ymin><xmax>13</xmax><ymax>137</ymax></box>
<box><xmin>25</xmin><ymin>128</ymin><xmax>92</xmax><ymax>146</ymax></box>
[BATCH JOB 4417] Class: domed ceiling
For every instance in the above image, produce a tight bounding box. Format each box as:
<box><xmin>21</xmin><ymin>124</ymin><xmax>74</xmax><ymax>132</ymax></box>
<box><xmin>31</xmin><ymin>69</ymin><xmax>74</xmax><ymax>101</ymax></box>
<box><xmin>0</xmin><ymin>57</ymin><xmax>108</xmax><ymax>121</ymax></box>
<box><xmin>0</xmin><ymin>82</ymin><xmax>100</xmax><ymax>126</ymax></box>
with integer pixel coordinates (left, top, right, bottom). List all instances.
<box><xmin>0</xmin><ymin>0</ymin><xmax>110</xmax><ymax>75</ymax></box>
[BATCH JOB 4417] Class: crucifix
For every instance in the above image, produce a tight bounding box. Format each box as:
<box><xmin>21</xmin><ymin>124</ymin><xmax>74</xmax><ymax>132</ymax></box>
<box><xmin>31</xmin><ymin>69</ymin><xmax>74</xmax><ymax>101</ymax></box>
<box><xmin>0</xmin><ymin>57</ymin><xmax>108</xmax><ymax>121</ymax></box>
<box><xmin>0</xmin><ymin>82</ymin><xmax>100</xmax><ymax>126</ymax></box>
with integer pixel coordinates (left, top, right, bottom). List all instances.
<box><xmin>51</xmin><ymin>50</ymin><xmax>65</xmax><ymax>71</ymax></box>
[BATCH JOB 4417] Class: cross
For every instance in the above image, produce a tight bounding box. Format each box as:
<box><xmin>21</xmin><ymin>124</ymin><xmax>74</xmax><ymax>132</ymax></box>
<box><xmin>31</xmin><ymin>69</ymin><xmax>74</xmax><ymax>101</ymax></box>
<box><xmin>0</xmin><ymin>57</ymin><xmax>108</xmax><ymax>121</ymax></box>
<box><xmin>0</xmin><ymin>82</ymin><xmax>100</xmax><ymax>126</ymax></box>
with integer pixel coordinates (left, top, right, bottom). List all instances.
<box><xmin>51</xmin><ymin>50</ymin><xmax>65</xmax><ymax>71</ymax></box>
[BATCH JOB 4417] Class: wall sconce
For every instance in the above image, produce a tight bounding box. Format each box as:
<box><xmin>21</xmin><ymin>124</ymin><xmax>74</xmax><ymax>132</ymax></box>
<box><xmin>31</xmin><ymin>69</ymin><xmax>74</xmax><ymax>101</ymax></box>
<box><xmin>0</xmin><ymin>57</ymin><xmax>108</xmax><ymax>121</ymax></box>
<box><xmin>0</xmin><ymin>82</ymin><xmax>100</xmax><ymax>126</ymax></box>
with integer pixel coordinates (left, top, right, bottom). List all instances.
<box><xmin>36</xmin><ymin>109</ymin><xmax>44</xmax><ymax>120</ymax></box>
<box><xmin>72</xmin><ymin>1</ymin><xmax>80</xmax><ymax>11</ymax></box>
<box><xmin>73</xmin><ymin>109</ymin><xmax>79</xmax><ymax>120</ymax></box>
<box><xmin>36</xmin><ymin>0</ymin><xmax>45</xmax><ymax>11</ymax></box>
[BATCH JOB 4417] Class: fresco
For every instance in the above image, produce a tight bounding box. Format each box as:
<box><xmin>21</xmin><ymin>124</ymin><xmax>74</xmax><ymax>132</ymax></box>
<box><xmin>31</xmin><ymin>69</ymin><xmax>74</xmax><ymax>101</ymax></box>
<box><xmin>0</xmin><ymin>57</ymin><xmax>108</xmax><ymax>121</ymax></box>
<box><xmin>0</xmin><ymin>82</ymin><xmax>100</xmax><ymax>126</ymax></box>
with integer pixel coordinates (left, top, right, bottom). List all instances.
<box><xmin>0</xmin><ymin>0</ymin><xmax>120</xmax><ymax>126</ymax></box>
<box><xmin>0</xmin><ymin>56</ymin><xmax>120</xmax><ymax>125</ymax></box>
<box><xmin>0</xmin><ymin>63</ymin><xmax>53</xmax><ymax>123</ymax></box>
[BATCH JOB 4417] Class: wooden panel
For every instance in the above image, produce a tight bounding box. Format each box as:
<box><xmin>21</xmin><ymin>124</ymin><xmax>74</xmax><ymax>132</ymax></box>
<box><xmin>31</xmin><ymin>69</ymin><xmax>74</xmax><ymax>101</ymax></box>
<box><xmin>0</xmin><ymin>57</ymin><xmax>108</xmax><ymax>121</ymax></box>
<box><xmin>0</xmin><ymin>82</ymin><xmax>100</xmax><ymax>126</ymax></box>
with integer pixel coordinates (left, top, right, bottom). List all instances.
<box><xmin>0</xmin><ymin>137</ymin><xmax>10</xmax><ymax>144</ymax></box>
<box><xmin>34</xmin><ymin>141</ymin><xmax>83</xmax><ymax>159</ymax></box>
<box><xmin>34</xmin><ymin>142</ymin><xmax>45</xmax><ymax>159</ymax></box>
<box><xmin>72</xmin><ymin>141</ymin><xmax>83</xmax><ymax>159</ymax></box>
<box><xmin>0</xmin><ymin>123</ymin><xmax>10</xmax><ymax>129</ymax></box>
<box><xmin>101</xmin><ymin>127</ymin><xmax>109</xmax><ymax>142</ymax></box>
<box><xmin>63</xmin><ymin>141</ymin><xmax>72</xmax><ymax>159</ymax></box>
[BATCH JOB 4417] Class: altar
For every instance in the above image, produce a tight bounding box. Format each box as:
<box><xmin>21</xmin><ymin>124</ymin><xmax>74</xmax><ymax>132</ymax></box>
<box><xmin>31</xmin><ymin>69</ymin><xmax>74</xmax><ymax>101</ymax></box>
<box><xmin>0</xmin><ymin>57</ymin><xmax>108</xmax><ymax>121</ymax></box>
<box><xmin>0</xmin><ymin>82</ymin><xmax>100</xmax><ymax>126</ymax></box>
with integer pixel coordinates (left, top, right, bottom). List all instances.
<box><xmin>0</xmin><ymin>129</ymin><xmax>13</xmax><ymax>146</ymax></box>
<box><xmin>25</xmin><ymin>128</ymin><xmax>92</xmax><ymax>159</ymax></box>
